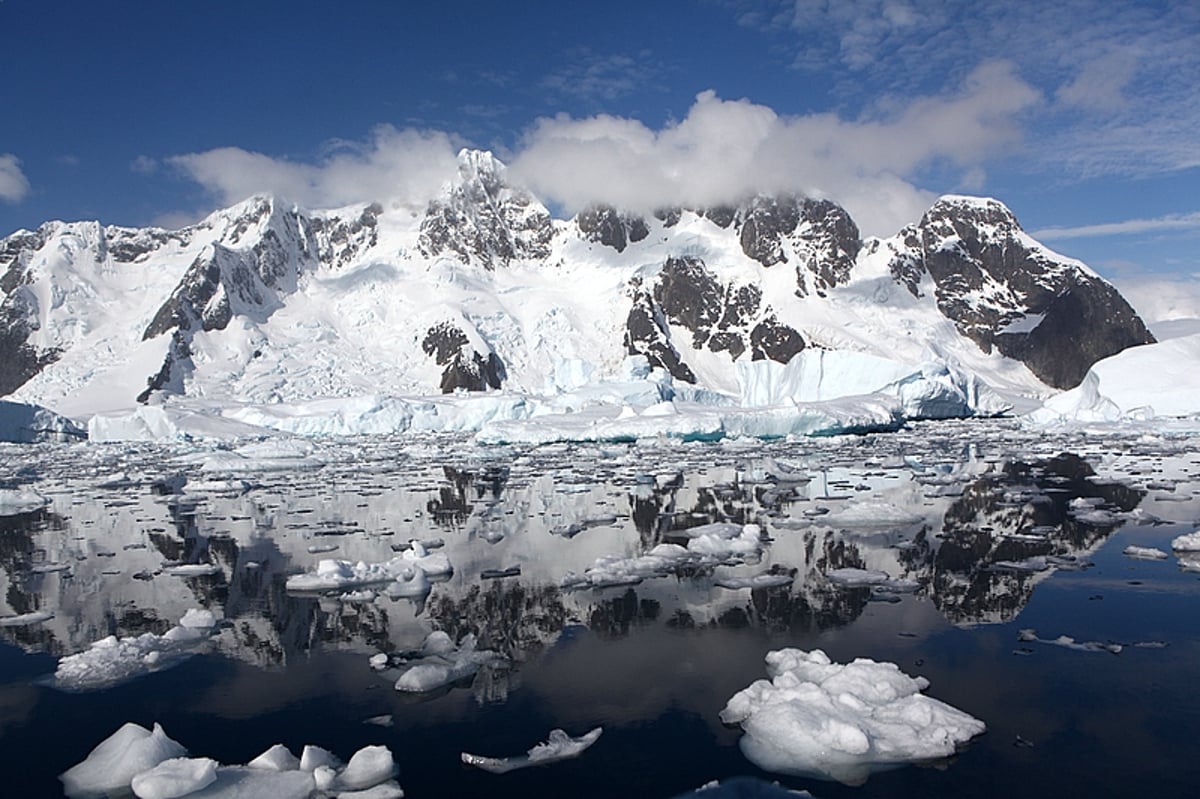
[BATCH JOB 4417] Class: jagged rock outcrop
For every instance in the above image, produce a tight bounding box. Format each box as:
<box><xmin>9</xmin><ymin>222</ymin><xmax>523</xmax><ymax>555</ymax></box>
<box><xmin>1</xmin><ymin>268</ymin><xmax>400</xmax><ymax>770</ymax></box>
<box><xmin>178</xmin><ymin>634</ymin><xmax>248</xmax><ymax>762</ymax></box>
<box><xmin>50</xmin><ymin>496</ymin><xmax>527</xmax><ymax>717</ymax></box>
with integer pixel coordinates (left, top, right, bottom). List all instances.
<box><xmin>422</xmin><ymin>321</ymin><xmax>505</xmax><ymax>393</ymax></box>
<box><xmin>576</xmin><ymin>204</ymin><xmax>649</xmax><ymax>253</ymax></box>
<box><xmin>624</xmin><ymin>257</ymin><xmax>806</xmax><ymax>381</ymax></box>
<box><xmin>883</xmin><ymin>196</ymin><xmax>1154</xmax><ymax>388</ymax></box>
<box><xmin>419</xmin><ymin>150</ymin><xmax>553</xmax><ymax>267</ymax></box>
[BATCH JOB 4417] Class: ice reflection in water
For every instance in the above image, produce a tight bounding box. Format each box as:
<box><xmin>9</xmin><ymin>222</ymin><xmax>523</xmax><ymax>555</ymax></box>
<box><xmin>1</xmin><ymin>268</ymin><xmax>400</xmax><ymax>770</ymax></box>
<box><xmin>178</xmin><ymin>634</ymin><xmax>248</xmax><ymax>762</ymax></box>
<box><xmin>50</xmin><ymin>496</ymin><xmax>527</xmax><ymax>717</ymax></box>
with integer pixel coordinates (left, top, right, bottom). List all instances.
<box><xmin>0</xmin><ymin>419</ymin><xmax>1197</xmax><ymax>797</ymax></box>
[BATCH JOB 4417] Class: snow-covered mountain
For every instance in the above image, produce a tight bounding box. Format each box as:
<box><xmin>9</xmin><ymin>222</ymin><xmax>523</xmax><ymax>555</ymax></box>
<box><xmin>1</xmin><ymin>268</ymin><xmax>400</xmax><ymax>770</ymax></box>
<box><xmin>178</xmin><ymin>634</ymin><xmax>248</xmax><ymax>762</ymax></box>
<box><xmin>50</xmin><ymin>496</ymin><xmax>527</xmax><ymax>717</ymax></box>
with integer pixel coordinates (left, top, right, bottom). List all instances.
<box><xmin>0</xmin><ymin>149</ymin><xmax>1155</xmax><ymax>438</ymax></box>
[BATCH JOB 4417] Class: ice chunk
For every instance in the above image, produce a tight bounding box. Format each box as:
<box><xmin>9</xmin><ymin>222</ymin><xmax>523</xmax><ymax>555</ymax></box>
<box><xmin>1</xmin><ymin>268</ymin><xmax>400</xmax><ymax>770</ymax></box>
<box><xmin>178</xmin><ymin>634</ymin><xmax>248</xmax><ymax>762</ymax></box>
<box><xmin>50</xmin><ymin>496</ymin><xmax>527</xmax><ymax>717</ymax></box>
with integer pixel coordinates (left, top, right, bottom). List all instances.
<box><xmin>462</xmin><ymin>727</ymin><xmax>602</xmax><ymax>774</ymax></box>
<box><xmin>130</xmin><ymin>757</ymin><xmax>217</xmax><ymax>799</ymax></box>
<box><xmin>0</xmin><ymin>487</ymin><xmax>50</xmax><ymax>516</ymax></box>
<box><xmin>1017</xmin><ymin>629</ymin><xmax>1122</xmax><ymax>654</ymax></box>
<box><xmin>335</xmin><ymin>783</ymin><xmax>405</xmax><ymax>799</ymax></box>
<box><xmin>181</xmin><ymin>767</ymin><xmax>315</xmax><ymax>797</ymax></box>
<box><xmin>337</xmin><ymin>745</ymin><xmax>397</xmax><ymax>790</ymax></box>
<box><xmin>562</xmin><ymin>524</ymin><xmax>765</xmax><ymax>589</ymax></box>
<box><xmin>60</xmin><ymin>722</ymin><xmax>187</xmax><ymax>797</ymax></box>
<box><xmin>287</xmin><ymin>545</ymin><xmax>451</xmax><ymax>593</ymax></box>
<box><xmin>394</xmin><ymin>633</ymin><xmax>504</xmax><ymax>694</ymax></box>
<box><xmin>1170</xmin><ymin>530</ymin><xmax>1200</xmax><ymax>551</ymax></box>
<box><xmin>179</xmin><ymin>609</ymin><xmax>218</xmax><ymax>629</ymax></box>
<box><xmin>299</xmin><ymin>745</ymin><xmax>342</xmax><ymax>773</ymax></box>
<box><xmin>247</xmin><ymin>744</ymin><xmax>300</xmax><ymax>772</ymax></box>
<box><xmin>53</xmin><ymin>611</ymin><xmax>216</xmax><ymax>691</ymax></box>
<box><xmin>0</xmin><ymin>399</ymin><xmax>85</xmax><ymax>443</ymax></box>
<box><xmin>720</xmin><ymin>649</ymin><xmax>985</xmax><ymax>785</ymax></box>
<box><xmin>825</xmin><ymin>568</ymin><xmax>918</xmax><ymax>592</ymax></box>
<box><xmin>0</xmin><ymin>610</ymin><xmax>54</xmax><ymax>627</ymax></box>
<box><xmin>1123</xmin><ymin>545</ymin><xmax>1169</xmax><ymax>560</ymax></box>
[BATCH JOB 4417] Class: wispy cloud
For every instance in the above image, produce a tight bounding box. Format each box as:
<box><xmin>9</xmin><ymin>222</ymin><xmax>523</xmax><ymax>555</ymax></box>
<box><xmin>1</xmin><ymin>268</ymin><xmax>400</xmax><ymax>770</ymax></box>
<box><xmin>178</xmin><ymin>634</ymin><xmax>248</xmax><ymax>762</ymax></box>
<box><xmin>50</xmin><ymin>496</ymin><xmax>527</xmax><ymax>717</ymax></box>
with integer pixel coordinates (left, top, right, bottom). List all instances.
<box><xmin>541</xmin><ymin>49</ymin><xmax>665</xmax><ymax>102</ymax></box>
<box><xmin>753</xmin><ymin>1</ymin><xmax>1200</xmax><ymax>180</ymax></box>
<box><xmin>0</xmin><ymin>154</ymin><xmax>30</xmax><ymax>204</ymax></box>
<box><xmin>1033</xmin><ymin>212</ymin><xmax>1200</xmax><ymax>241</ymax></box>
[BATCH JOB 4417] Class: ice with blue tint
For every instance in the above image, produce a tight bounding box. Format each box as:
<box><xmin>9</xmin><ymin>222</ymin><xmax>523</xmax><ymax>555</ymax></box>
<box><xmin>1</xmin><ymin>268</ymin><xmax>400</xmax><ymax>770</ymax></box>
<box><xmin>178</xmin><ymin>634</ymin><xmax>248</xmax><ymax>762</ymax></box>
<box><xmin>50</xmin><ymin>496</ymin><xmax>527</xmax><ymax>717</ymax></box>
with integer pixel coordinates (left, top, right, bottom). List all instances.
<box><xmin>462</xmin><ymin>727</ymin><xmax>603</xmax><ymax>774</ymax></box>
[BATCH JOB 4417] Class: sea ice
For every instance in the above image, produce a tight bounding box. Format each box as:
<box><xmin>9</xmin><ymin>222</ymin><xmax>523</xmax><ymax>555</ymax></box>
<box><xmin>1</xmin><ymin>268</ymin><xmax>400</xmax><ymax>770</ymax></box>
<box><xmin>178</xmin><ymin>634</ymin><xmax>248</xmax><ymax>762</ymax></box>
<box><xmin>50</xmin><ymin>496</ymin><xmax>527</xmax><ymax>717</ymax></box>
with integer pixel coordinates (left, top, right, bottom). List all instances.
<box><xmin>1017</xmin><ymin>629</ymin><xmax>1122</xmax><ymax>654</ymax></box>
<box><xmin>286</xmin><ymin>541</ymin><xmax>451</xmax><ymax>593</ymax></box>
<box><xmin>60</xmin><ymin>723</ymin><xmax>187</xmax><ymax>798</ymax></box>
<box><xmin>337</xmin><ymin>745</ymin><xmax>397</xmax><ymax>790</ymax></box>
<box><xmin>825</xmin><ymin>568</ymin><xmax>919</xmax><ymax>592</ymax></box>
<box><xmin>461</xmin><ymin>727</ymin><xmax>603</xmax><ymax>774</ymax></box>
<box><xmin>0</xmin><ymin>487</ymin><xmax>50</xmax><ymax>516</ymax></box>
<box><xmin>1170</xmin><ymin>530</ymin><xmax>1200</xmax><ymax>551</ymax></box>
<box><xmin>0</xmin><ymin>610</ymin><xmax>54</xmax><ymax>626</ymax></box>
<box><xmin>129</xmin><ymin>757</ymin><xmax>217</xmax><ymax>799</ymax></box>
<box><xmin>720</xmin><ymin>648</ymin><xmax>986</xmax><ymax>785</ymax></box>
<box><xmin>393</xmin><ymin>632</ymin><xmax>504</xmax><ymax>693</ymax></box>
<box><xmin>247</xmin><ymin>744</ymin><xmax>300</xmax><ymax>772</ymax></box>
<box><xmin>1123</xmin><ymin>545</ymin><xmax>1169</xmax><ymax>560</ymax></box>
<box><xmin>562</xmin><ymin>524</ymin><xmax>765</xmax><ymax>589</ymax></box>
<box><xmin>53</xmin><ymin>610</ymin><xmax>217</xmax><ymax>691</ymax></box>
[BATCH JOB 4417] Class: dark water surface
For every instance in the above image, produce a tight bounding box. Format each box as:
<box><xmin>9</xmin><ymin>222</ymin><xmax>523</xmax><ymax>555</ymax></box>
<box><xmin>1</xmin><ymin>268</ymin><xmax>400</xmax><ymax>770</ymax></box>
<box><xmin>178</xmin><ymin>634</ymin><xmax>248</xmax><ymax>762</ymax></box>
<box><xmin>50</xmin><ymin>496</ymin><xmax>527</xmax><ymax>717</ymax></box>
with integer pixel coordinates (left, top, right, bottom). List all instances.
<box><xmin>1</xmin><ymin>420</ymin><xmax>1197</xmax><ymax>797</ymax></box>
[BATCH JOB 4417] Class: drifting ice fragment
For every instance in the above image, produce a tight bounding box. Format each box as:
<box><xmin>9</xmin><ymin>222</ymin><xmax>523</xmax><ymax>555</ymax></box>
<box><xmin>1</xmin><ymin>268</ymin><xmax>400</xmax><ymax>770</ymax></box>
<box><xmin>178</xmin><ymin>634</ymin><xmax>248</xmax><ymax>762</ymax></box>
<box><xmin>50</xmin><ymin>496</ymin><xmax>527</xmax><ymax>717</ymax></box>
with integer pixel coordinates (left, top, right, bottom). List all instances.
<box><xmin>0</xmin><ymin>488</ymin><xmax>50</xmax><ymax>516</ymax></box>
<box><xmin>1123</xmin><ymin>545</ymin><xmax>1169</xmax><ymax>560</ymax></box>
<box><xmin>1017</xmin><ymin>629</ymin><xmax>1122</xmax><ymax>654</ymax></box>
<box><xmin>394</xmin><ymin>632</ymin><xmax>505</xmax><ymax>693</ymax></box>
<box><xmin>0</xmin><ymin>610</ymin><xmax>54</xmax><ymax>627</ymax></box>
<box><xmin>129</xmin><ymin>756</ymin><xmax>217</xmax><ymax>799</ymax></box>
<box><xmin>462</xmin><ymin>727</ymin><xmax>603</xmax><ymax>773</ymax></box>
<box><xmin>720</xmin><ymin>649</ymin><xmax>985</xmax><ymax>785</ymax></box>
<box><xmin>247</xmin><ymin>744</ymin><xmax>301</xmax><ymax>772</ymax></box>
<box><xmin>60</xmin><ymin>722</ymin><xmax>187</xmax><ymax>797</ymax></box>
<box><xmin>1170</xmin><ymin>530</ymin><xmax>1200</xmax><ymax>551</ymax></box>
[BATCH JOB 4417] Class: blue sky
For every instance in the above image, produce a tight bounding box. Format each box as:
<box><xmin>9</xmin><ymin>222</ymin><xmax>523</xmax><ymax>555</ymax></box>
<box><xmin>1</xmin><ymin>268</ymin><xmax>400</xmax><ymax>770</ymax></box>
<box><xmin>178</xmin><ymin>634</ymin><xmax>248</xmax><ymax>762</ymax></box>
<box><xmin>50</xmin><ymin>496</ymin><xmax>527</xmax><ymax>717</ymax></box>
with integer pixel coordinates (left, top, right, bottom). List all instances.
<box><xmin>1</xmin><ymin>0</ymin><xmax>1197</xmax><ymax>310</ymax></box>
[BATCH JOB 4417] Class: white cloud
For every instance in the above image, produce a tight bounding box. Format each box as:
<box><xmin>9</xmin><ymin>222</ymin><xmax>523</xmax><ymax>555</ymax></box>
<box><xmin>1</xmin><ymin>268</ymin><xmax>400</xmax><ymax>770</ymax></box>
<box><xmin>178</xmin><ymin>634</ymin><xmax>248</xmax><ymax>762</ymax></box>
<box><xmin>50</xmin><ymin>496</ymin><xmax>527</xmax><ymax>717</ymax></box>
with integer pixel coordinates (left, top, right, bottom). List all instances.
<box><xmin>1108</xmin><ymin>273</ymin><xmax>1200</xmax><ymax>329</ymax></box>
<box><xmin>509</xmin><ymin>62</ymin><xmax>1038</xmax><ymax>236</ymax></box>
<box><xmin>1055</xmin><ymin>50</ymin><xmax>1139</xmax><ymax>112</ymax></box>
<box><xmin>168</xmin><ymin>126</ymin><xmax>460</xmax><ymax>210</ymax></box>
<box><xmin>1033</xmin><ymin>212</ymin><xmax>1200</xmax><ymax>241</ymax></box>
<box><xmin>0</xmin><ymin>154</ymin><xmax>31</xmax><ymax>204</ymax></box>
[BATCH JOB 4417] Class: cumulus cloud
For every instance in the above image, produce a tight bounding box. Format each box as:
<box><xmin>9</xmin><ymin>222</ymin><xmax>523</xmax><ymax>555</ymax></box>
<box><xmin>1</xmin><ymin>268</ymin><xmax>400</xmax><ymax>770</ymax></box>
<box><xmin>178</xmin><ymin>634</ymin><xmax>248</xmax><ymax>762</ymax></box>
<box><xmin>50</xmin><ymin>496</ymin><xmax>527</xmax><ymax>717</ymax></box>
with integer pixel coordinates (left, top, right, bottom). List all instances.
<box><xmin>509</xmin><ymin>61</ymin><xmax>1039</xmax><ymax>236</ymax></box>
<box><xmin>168</xmin><ymin>125</ymin><xmax>460</xmax><ymax>210</ymax></box>
<box><xmin>0</xmin><ymin>154</ymin><xmax>31</xmax><ymax>204</ymax></box>
<box><xmin>1108</xmin><ymin>273</ymin><xmax>1200</xmax><ymax>330</ymax></box>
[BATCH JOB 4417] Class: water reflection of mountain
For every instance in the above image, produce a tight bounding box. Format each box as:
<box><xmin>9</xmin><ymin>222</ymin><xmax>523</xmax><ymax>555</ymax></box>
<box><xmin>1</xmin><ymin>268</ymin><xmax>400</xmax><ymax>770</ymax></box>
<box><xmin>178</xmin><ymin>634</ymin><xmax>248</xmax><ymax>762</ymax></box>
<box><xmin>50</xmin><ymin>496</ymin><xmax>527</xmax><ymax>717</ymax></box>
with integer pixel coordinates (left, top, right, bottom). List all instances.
<box><xmin>0</xmin><ymin>428</ymin><xmax>1149</xmax><ymax>689</ymax></box>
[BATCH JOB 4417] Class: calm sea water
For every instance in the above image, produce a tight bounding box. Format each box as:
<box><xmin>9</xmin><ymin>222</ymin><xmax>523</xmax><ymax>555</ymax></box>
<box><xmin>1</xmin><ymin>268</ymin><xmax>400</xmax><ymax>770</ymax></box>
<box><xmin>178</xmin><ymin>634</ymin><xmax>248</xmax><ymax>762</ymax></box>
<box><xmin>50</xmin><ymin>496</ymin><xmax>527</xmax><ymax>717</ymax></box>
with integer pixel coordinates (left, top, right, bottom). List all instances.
<box><xmin>1</xmin><ymin>420</ymin><xmax>1197</xmax><ymax>798</ymax></box>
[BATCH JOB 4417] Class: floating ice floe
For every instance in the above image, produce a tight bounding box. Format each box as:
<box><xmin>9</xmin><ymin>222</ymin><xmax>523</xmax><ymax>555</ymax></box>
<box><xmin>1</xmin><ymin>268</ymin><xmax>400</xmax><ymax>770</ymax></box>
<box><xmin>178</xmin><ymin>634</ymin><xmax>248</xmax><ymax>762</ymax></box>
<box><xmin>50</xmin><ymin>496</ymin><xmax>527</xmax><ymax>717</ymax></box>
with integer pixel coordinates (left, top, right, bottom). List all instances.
<box><xmin>825</xmin><ymin>568</ymin><xmax>919</xmax><ymax>592</ymax></box>
<box><xmin>285</xmin><ymin>541</ymin><xmax>451</xmax><ymax>593</ymax></box>
<box><xmin>562</xmin><ymin>523</ymin><xmax>764</xmax><ymax>589</ymax></box>
<box><xmin>1017</xmin><ymin>629</ymin><xmax>1122</xmax><ymax>654</ymax></box>
<box><xmin>0</xmin><ymin>487</ymin><xmax>51</xmax><ymax>516</ymax></box>
<box><xmin>713</xmin><ymin>573</ymin><xmax>794</xmax><ymax>590</ymax></box>
<box><xmin>0</xmin><ymin>610</ymin><xmax>54</xmax><ymax>627</ymax></box>
<box><xmin>1171</xmin><ymin>530</ymin><xmax>1200</xmax><ymax>551</ymax></box>
<box><xmin>1123</xmin><ymin>545</ymin><xmax>1169</xmax><ymax>560</ymax></box>
<box><xmin>719</xmin><ymin>648</ymin><xmax>986</xmax><ymax>785</ymax></box>
<box><xmin>461</xmin><ymin>727</ymin><xmax>603</xmax><ymax>774</ymax></box>
<box><xmin>390</xmin><ymin>631</ymin><xmax>506</xmax><ymax>694</ymax></box>
<box><xmin>61</xmin><ymin>722</ymin><xmax>400</xmax><ymax>799</ymax></box>
<box><xmin>52</xmin><ymin>609</ymin><xmax>218</xmax><ymax>691</ymax></box>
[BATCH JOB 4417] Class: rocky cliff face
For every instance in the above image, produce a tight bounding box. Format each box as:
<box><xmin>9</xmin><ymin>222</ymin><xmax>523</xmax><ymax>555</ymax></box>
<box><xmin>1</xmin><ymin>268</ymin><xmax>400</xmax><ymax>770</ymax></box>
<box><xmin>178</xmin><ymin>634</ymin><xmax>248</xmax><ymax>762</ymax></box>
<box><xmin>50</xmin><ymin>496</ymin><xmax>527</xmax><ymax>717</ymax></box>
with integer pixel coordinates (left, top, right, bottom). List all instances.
<box><xmin>879</xmin><ymin>196</ymin><xmax>1155</xmax><ymax>388</ymax></box>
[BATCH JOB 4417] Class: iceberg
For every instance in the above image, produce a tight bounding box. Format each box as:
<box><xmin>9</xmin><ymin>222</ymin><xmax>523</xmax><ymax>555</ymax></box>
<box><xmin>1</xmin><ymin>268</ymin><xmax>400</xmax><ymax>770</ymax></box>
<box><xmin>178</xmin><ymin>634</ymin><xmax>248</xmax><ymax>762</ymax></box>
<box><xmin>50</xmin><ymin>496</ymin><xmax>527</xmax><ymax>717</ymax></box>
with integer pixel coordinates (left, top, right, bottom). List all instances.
<box><xmin>720</xmin><ymin>648</ymin><xmax>986</xmax><ymax>785</ymax></box>
<box><xmin>0</xmin><ymin>487</ymin><xmax>50</xmax><ymax>516</ymax></box>
<box><xmin>52</xmin><ymin>610</ymin><xmax>218</xmax><ymax>691</ymax></box>
<box><xmin>286</xmin><ymin>541</ymin><xmax>451</xmax><ymax>593</ymax></box>
<box><xmin>1171</xmin><ymin>530</ymin><xmax>1200</xmax><ymax>551</ymax></box>
<box><xmin>462</xmin><ymin>727</ymin><xmax>603</xmax><ymax>774</ymax></box>
<box><xmin>129</xmin><ymin>757</ymin><xmax>218</xmax><ymax>799</ymax></box>
<box><xmin>0</xmin><ymin>399</ymin><xmax>85</xmax><ymax>443</ymax></box>
<box><xmin>393</xmin><ymin>633</ymin><xmax>504</xmax><ymax>693</ymax></box>
<box><xmin>60</xmin><ymin>723</ymin><xmax>187</xmax><ymax>798</ymax></box>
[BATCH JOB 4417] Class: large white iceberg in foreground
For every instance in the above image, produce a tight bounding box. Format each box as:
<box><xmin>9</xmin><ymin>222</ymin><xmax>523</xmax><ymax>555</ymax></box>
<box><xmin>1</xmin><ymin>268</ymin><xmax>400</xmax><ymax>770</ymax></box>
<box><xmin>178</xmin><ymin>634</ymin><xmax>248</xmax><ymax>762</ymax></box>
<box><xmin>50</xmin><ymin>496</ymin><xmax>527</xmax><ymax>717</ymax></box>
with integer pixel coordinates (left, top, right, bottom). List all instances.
<box><xmin>720</xmin><ymin>648</ymin><xmax>986</xmax><ymax>785</ymax></box>
<box><xmin>60</xmin><ymin>723</ymin><xmax>188</xmax><ymax>798</ymax></box>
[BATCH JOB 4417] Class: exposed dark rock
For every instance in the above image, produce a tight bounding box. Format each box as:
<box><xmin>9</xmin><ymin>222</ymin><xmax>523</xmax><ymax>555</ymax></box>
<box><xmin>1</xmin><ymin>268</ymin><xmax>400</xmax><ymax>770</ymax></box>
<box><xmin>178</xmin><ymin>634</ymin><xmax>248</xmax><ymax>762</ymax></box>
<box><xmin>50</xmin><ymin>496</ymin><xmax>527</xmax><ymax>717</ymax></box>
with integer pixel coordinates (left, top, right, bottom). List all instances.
<box><xmin>577</xmin><ymin>204</ymin><xmax>649</xmax><ymax>253</ymax></box>
<box><xmin>740</xmin><ymin>195</ymin><xmax>800</xmax><ymax>267</ymax></box>
<box><xmin>623</xmin><ymin>286</ymin><xmax>697</xmax><ymax>383</ymax></box>
<box><xmin>0</xmin><ymin>285</ymin><xmax>61</xmax><ymax>396</ymax></box>
<box><xmin>654</xmin><ymin>257</ymin><xmax>725</xmax><ymax>348</ymax></box>
<box><xmin>419</xmin><ymin>152</ymin><xmax>552</xmax><ymax>267</ymax></box>
<box><xmin>750</xmin><ymin>315</ymin><xmax>806</xmax><ymax>363</ymax></box>
<box><xmin>137</xmin><ymin>331</ymin><xmax>192</xmax><ymax>404</ymax></box>
<box><xmin>795</xmin><ymin>199</ymin><xmax>861</xmax><ymax>294</ymax></box>
<box><xmin>902</xmin><ymin>197</ymin><xmax>1154</xmax><ymax>388</ymax></box>
<box><xmin>701</xmin><ymin>205</ymin><xmax>738</xmax><ymax>229</ymax></box>
<box><xmin>654</xmin><ymin>207</ymin><xmax>681</xmax><ymax>227</ymax></box>
<box><xmin>309</xmin><ymin>202</ymin><xmax>381</xmax><ymax>270</ymax></box>
<box><xmin>421</xmin><ymin>321</ymin><xmax>505</xmax><ymax>393</ymax></box>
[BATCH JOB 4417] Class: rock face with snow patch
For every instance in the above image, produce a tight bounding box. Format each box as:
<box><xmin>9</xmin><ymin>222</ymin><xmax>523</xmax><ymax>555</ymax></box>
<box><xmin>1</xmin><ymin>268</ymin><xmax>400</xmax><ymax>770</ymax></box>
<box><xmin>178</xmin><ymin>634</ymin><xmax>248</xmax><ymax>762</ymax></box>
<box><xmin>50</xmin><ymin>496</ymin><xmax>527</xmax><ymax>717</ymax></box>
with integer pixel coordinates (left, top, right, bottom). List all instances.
<box><xmin>422</xmin><ymin>321</ymin><xmax>505</xmax><ymax>393</ymax></box>
<box><xmin>879</xmin><ymin>196</ymin><xmax>1154</xmax><ymax>389</ymax></box>
<box><xmin>420</xmin><ymin>150</ymin><xmax>553</xmax><ymax>267</ymax></box>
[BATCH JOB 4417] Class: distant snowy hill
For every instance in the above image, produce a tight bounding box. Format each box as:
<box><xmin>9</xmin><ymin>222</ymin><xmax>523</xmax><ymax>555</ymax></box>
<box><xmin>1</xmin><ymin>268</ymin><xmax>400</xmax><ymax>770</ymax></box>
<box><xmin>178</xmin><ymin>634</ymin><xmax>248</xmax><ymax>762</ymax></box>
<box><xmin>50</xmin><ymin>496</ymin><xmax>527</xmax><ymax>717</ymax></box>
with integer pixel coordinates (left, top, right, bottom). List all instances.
<box><xmin>0</xmin><ymin>150</ymin><xmax>1160</xmax><ymax>440</ymax></box>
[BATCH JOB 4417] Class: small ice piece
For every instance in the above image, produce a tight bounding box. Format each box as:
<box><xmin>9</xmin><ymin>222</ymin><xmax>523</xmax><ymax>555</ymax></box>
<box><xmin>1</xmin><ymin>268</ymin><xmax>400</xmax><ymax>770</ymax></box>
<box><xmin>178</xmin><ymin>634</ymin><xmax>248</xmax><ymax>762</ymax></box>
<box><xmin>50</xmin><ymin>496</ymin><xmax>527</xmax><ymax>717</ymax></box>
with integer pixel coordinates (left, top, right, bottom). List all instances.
<box><xmin>714</xmin><ymin>573</ymin><xmax>794</xmax><ymax>590</ymax></box>
<box><xmin>247</xmin><ymin>743</ymin><xmax>301</xmax><ymax>772</ymax></box>
<box><xmin>53</xmin><ymin>612</ymin><xmax>216</xmax><ymax>691</ymax></box>
<box><xmin>0</xmin><ymin>610</ymin><xmax>54</xmax><ymax>627</ymax></box>
<box><xmin>313</xmin><ymin>765</ymin><xmax>338</xmax><ymax>791</ymax></box>
<box><xmin>0</xmin><ymin>487</ymin><xmax>51</xmax><ymax>516</ymax></box>
<box><xmin>368</xmin><ymin>653</ymin><xmax>390</xmax><ymax>671</ymax></box>
<box><xmin>308</xmin><ymin>543</ymin><xmax>340</xmax><ymax>554</ymax></box>
<box><xmin>299</xmin><ymin>744</ymin><xmax>342</xmax><ymax>773</ymax></box>
<box><xmin>336</xmin><ymin>782</ymin><xmax>405</xmax><ymax>799</ymax></box>
<box><xmin>129</xmin><ymin>756</ymin><xmax>217</xmax><ymax>799</ymax></box>
<box><xmin>1123</xmin><ymin>545</ymin><xmax>1169</xmax><ymax>560</ymax></box>
<box><xmin>720</xmin><ymin>649</ymin><xmax>985</xmax><ymax>785</ymax></box>
<box><xmin>337</xmin><ymin>745</ymin><xmax>397</xmax><ymax>790</ymax></box>
<box><xmin>1017</xmin><ymin>629</ymin><xmax>1122</xmax><ymax>654</ymax></box>
<box><xmin>1170</xmin><ymin>530</ymin><xmax>1200</xmax><ymax>551</ymax></box>
<box><xmin>462</xmin><ymin>727</ymin><xmax>603</xmax><ymax>774</ymax></box>
<box><xmin>60</xmin><ymin>722</ymin><xmax>187</xmax><ymax>797</ymax></box>
<box><xmin>394</xmin><ymin>633</ymin><xmax>504</xmax><ymax>693</ymax></box>
<box><xmin>825</xmin><ymin>568</ymin><xmax>918</xmax><ymax>592</ymax></box>
<box><xmin>364</xmin><ymin>714</ymin><xmax>394</xmax><ymax>727</ymax></box>
<box><xmin>163</xmin><ymin>563</ymin><xmax>222</xmax><ymax>577</ymax></box>
<box><xmin>178</xmin><ymin>609</ymin><xmax>217</xmax><ymax>629</ymax></box>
